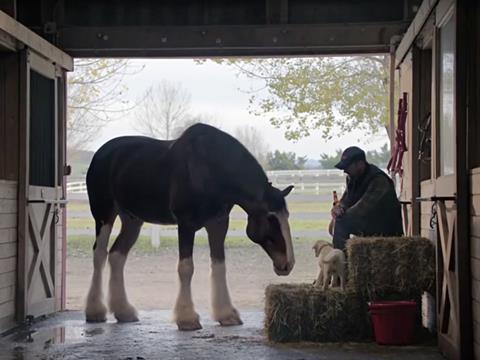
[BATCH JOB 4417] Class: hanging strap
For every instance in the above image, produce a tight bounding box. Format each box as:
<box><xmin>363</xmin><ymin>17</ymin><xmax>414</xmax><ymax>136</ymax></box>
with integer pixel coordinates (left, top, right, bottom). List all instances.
<box><xmin>387</xmin><ymin>92</ymin><xmax>408</xmax><ymax>177</ymax></box>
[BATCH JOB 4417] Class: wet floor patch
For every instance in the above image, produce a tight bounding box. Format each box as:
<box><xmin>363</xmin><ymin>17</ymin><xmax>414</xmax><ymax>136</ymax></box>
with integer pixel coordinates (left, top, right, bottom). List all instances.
<box><xmin>0</xmin><ymin>310</ymin><xmax>442</xmax><ymax>360</ymax></box>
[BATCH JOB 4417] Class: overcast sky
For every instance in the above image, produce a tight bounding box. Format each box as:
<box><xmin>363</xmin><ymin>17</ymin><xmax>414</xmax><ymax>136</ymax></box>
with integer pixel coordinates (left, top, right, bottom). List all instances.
<box><xmin>86</xmin><ymin>59</ymin><xmax>388</xmax><ymax>159</ymax></box>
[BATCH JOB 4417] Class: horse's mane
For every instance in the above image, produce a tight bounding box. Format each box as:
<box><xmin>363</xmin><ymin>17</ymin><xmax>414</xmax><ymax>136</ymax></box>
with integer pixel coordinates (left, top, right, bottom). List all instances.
<box><xmin>173</xmin><ymin>123</ymin><xmax>268</xmax><ymax>200</ymax></box>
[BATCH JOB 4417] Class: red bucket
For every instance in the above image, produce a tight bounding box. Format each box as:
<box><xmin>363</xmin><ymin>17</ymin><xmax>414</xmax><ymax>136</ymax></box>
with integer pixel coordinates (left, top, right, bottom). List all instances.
<box><xmin>368</xmin><ymin>300</ymin><xmax>417</xmax><ymax>345</ymax></box>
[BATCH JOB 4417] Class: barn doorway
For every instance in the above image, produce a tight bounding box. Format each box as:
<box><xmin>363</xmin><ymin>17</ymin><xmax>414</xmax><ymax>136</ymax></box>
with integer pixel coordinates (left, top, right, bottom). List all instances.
<box><xmin>64</xmin><ymin>56</ymin><xmax>392</xmax><ymax>314</ymax></box>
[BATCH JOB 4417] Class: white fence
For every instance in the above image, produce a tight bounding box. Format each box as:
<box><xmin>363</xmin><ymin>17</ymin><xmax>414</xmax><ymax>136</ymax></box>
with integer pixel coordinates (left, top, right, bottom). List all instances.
<box><xmin>66</xmin><ymin>169</ymin><xmax>347</xmax><ymax>195</ymax></box>
<box><xmin>66</xmin><ymin>181</ymin><xmax>87</xmax><ymax>193</ymax></box>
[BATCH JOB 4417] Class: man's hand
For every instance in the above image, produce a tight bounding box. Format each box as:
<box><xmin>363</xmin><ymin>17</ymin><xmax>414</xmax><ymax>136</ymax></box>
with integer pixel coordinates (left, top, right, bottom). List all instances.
<box><xmin>331</xmin><ymin>204</ymin><xmax>345</xmax><ymax>219</ymax></box>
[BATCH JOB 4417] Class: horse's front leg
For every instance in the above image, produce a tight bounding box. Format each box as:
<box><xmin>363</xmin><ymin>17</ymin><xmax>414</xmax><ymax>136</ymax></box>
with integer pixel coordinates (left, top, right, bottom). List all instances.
<box><xmin>205</xmin><ymin>215</ymin><xmax>243</xmax><ymax>326</ymax></box>
<box><xmin>174</xmin><ymin>226</ymin><xmax>202</xmax><ymax>331</ymax></box>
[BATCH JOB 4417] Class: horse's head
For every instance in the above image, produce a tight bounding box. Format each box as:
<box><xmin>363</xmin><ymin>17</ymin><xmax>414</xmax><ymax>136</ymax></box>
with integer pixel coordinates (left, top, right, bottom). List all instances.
<box><xmin>246</xmin><ymin>184</ymin><xmax>295</xmax><ymax>276</ymax></box>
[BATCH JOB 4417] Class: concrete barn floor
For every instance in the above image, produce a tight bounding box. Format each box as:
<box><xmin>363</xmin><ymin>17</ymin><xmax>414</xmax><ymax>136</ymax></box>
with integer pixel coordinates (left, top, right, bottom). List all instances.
<box><xmin>0</xmin><ymin>310</ymin><xmax>443</xmax><ymax>360</ymax></box>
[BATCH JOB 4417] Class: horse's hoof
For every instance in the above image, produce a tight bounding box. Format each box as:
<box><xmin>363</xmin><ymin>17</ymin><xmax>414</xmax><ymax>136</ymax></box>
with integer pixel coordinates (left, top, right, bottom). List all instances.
<box><xmin>115</xmin><ymin>313</ymin><xmax>139</xmax><ymax>323</ymax></box>
<box><xmin>218</xmin><ymin>308</ymin><xmax>243</xmax><ymax>327</ymax></box>
<box><xmin>177</xmin><ymin>319</ymin><xmax>202</xmax><ymax>331</ymax></box>
<box><xmin>113</xmin><ymin>305</ymin><xmax>139</xmax><ymax>323</ymax></box>
<box><xmin>85</xmin><ymin>303</ymin><xmax>107</xmax><ymax>323</ymax></box>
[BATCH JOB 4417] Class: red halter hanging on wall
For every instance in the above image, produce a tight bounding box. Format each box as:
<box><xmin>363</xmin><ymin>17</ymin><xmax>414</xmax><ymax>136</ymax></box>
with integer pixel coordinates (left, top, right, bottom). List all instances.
<box><xmin>387</xmin><ymin>92</ymin><xmax>408</xmax><ymax>177</ymax></box>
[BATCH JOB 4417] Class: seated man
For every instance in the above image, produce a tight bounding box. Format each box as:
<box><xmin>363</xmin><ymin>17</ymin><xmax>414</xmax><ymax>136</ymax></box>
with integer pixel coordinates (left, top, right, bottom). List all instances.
<box><xmin>331</xmin><ymin>146</ymin><xmax>403</xmax><ymax>250</ymax></box>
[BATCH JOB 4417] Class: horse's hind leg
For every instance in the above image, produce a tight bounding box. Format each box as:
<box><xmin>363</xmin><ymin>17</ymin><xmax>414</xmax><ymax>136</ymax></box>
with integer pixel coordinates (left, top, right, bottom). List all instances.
<box><xmin>205</xmin><ymin>215</ymin><xmax>242</xmax><ymax>326</ymax></box>
<box><xmin>174</xmin><ymin>226</ymin><xmax>202</xmax><ymax>331</ymax></box>
<box><xmin>108</xmin><ymin>213</ymin><xmax>143</xmax><ymax>322</ymax></box>
<box><xmin>85</xmin><ymin>218</ymin><xmax>114</xmax><ymax>322</ymax></box>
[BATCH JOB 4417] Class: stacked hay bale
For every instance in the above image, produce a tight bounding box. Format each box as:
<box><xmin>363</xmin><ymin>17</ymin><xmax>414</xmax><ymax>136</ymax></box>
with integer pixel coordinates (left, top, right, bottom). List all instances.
<box><xmin>347</xmin><ymin>236</ymin><xmax>435</xmax><ymax>299</ymax></box>
<box><xmin>265</xmin><ymin>285</ymin><xmax>371</xmax><ymax>342</ymax></box>
<box><xmin>264</xmin><ymin>236</ymin><xmax>435</xmax><ymax>342</ymax></box>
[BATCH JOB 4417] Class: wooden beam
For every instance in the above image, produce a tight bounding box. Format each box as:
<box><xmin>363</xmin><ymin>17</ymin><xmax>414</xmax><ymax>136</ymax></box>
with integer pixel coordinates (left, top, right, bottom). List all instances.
<box><xmin>455</xmin><ymin>0</ymin><xmax>474</xmax><ymax>357</ymax></box>
<box><xmin>16</xmin><ymin>48</ymin><xmax>28</xmax><ymax>322</ymax></box>
<box><xmin>395</xmin><ymin>0</ymin><xmax>439</xmax><ymax>68</ymax></box>
<box><xmin>59</xmin><ymin>22</ymin><xmax>409</xmax><ymax>57</ymax></box>
<box><xmin>0</xmin><ymin>10</ymin><xmax>72</xmax><ymax>70</ymax></box>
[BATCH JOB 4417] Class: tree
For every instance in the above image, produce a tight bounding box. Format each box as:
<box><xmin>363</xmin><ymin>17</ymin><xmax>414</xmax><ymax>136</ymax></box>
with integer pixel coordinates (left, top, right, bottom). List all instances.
<box><xmin>267</xmin><ymin>150</ymin><xmax>307</xmax><ymax>170</ymax></box>
<box><xmin>318</xmin><ymin>143</ymin><xmax>390</xmax><ymax>169</ymax></box>
<box><xmin>68</xmin><ymin>59</ymin><xmax>141</xmax><ymax>150</ymax></box>
<box><xmin>133</xmin><ymin>80</ymin><xmax>192</xmax><ymax>140</ymax></box>
<box><xmin>234</xmin><ymin>125</ymin><xmax>269</xmax><ymax>168</ymax></box>
<box><xmin>171</xmin><ymin>113</ymin><xmax>220</xmax><ymax>139</ymax></box>
<box><xmin>213</xmin><ymin>56</ymin><xmax>390</xmax><ymax>141</ymax></box>
<box><xmin>318</xmin><ymin>149</ymin><xmax>343</xmax><ymax>169</ymax></box>
<box><xmin>366</xmin><ymin>143</ymin><xmax>390</xmax><ymax>169</ymax></box>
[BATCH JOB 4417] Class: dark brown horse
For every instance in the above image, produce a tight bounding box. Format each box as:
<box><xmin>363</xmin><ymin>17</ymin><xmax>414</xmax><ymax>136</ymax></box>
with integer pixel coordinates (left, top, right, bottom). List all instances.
<box><xmin>84</xmin><ymin>123</ymin><xmax>294</xmax><ymax>330</ymax></box>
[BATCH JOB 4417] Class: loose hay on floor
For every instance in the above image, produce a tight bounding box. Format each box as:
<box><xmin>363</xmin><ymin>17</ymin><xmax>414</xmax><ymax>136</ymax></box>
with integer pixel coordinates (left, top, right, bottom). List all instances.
<box><xmin>264</xmin><ymin>284</ymin><xmax>371</xmax><ymax>342</ymax></box>
<box><xmin>346</xmin><ymin>236</ymin><xmax>435</xmax><ymax>300</ymax></box>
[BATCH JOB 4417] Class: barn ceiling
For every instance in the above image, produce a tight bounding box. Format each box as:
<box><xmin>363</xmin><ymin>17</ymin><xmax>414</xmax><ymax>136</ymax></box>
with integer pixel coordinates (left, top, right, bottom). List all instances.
<box><xmin>11</xmin><ymin>0</ymin><xmax>422</xmax><ymax>57</ymax></box>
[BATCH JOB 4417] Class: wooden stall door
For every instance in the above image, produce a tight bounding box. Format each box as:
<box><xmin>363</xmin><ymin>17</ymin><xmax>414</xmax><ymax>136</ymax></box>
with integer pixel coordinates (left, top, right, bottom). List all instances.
<box><xmin>431</xmin><ymin>3</ymin><xmax>471</xmax><ymax>358</ymax></box>
<box><xmin>18</xmin><ymin>50</ymin><xmax>61</xmax><ymax>319</ymax></box>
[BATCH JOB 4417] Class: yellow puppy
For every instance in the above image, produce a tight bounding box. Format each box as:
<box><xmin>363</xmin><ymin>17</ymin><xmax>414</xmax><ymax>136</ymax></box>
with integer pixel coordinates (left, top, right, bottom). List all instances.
<box><xmin>312</xmin><ymin>240</ymin><xmax>345</xmax><ymax>291</ymax></box>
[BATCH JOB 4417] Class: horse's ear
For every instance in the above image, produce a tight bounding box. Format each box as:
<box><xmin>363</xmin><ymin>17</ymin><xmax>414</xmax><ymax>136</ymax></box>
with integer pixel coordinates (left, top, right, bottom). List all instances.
<box><xmin>281</xmin><ymin>185</ymin><xmax>294</xmax><ymax>197</ymax></box>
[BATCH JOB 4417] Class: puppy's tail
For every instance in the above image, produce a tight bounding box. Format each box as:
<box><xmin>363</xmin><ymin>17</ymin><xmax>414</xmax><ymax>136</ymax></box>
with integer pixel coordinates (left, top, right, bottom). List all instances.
<box><xmin>322</xmin><ymin>249</ymin><xmax>346</xmax><ymax>265</ymax></box>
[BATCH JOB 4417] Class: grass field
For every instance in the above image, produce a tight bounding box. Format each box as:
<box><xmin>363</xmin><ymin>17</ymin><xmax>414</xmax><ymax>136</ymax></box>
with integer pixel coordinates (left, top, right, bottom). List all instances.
<box><xmin>67</xmin><ymin>202</ymin><xmax>332</xmax><ymax>214</ymax></box>
<box><xmin>67</xmin><ymin>217</ymin><xmax>329</xmax><ymax>231</ymax></box>
<box><xmin>66</xmin><ymin>199</ymin><xmax>332</xmax><ymax>256</ymax></box>
<box><xmin>67</xmin><ymin>232</ymin><xmax>329</xmax><ymax>257</ymax></box>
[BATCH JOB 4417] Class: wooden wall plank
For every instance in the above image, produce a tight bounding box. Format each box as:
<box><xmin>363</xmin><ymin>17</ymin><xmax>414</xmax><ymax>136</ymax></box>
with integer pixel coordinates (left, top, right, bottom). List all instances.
<box><xmin>475</xmin><ymin>320</ymin><xmax>480</xmax><ymax>347</ymax></box>
<box><xmin>474</xmin><ymin>342</ymin><xmax>480</xmax><ymax>360</ymax></box>
<box><xmin>472</xmin><ymin>236</ymin><xmax>480</xmax><ymax>260</ymax></box>
<box><xmin>0</xmin><ymin>300</ymin><xmax>14</xmax><ymax>317</ymax></box>
<box><xmin>0</xmin><ymin>228</ymin><xmax>15</xmax><ymax>244</ymax></box>
<box><xmin>473</xmin><ymin>195</ymin><xmax>480</xmax><ymax>216</ymax></box>
<box><xmin>471</xmin><ymin>171</ymin><xmax>480</xmax><ymax>195</ymax></box>
<box><xmin>474</xmin><ymin>299</ymin><xmax>480</xmax><ymax>322</ymax></box>
<box><xmin>0</xmin><ymin>271</ymin><xmax>14</xmax><ymax>288</ymax></box>
<box><xmin>0</xmin><ymin>198</ymin><xmax>16</xmax><ymax>213</ymax></box>
<box><xmin>0</xmin><ymin>257</ymin><xmax>15</xmax><ymax>273</ymax></box>
<box><xmin>473</xmin><ymin>217</ymin><xmax>480</xmax><ymax>238</ymax></box>
<box><xmin>0</xmin><ymin>213</ymin><xmax>15</xmax><ymax>229</ymax></box>
<box><xmin>0</xmin><ymin>181</ymin><xmax>16</xmax><ymax>199</ymax></box>
<box><xmin>473</xmin><ymin>258</ymin><xmax>480</xmax><ymax>282</ymax></box>
<box><xmin>473</xmin><ymin>279</ymin><xmax>480</xmax><ymax>302</ymax></box>
<box><xmin>0</xmin><ymin>285</ymin><xmax>14</xmax><ymax>304</ymax></box>
<box><xmin>0</xmin><ymin>242</ymin><xmax>15</xmax><ymax>259</ymax></box>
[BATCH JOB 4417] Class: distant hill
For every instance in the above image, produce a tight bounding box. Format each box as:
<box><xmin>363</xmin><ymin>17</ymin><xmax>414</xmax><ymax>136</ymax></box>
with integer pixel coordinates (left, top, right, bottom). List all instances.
<box><xmin>68</xmin><ymin>149</ymin><xmax>95</xmax><ymax>181</ymax></box>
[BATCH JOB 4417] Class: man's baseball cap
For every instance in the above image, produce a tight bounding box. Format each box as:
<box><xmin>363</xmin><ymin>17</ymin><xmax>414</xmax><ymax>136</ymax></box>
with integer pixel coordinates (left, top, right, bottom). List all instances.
<box><xmin>334</xmin><ymin>146</ymin><xmax>366</xmax><ymax>170</ymax></box>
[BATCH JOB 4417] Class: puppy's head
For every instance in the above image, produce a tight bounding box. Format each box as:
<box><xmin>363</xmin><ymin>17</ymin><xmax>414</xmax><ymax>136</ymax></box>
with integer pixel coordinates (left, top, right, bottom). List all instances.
<box><xmin>312</xmin><ymin>240</ymin><xmax>330</xmax><ymax>257</ymax></box>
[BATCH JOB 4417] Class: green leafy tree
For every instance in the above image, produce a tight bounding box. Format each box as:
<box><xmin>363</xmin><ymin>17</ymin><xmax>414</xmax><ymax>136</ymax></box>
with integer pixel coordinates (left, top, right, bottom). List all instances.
<box><xmin>212</xmin><ymin>56</ymin><xmax>390</xmax><ymax>141</ymax></box>
<box><xmin>318</xmin><ymin>144</ymin><xmax>390</xmax><ymax>169</ymax></box>
<box><xmin>267</xmin><ymin>150</ymin><xmax>307</xmax><ymax>170</ymax></box>
<box><xmin>366</xmin><ymin>143</ymin><xmax>390</xmax><ymax>168</ymax></box>
<box><xmin>318</xmin><ymin>149</ymin><xmax>343</xmax><ymax>169</ymax></box>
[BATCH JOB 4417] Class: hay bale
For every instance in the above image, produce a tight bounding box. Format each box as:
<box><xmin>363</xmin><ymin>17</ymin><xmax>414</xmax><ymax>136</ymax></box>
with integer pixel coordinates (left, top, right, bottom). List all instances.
<box><xmin>264</xmin><ymin>284</ymin><xmax>371</xmax><ymax>342</ymax></box>
<box><xmin>347</xmin><ymin>236</ymin><xmax>435</xmax><ymax>300</ymax></box>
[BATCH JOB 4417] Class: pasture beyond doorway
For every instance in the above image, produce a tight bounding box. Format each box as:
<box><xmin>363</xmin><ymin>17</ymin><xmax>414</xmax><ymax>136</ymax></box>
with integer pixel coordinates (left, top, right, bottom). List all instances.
<box><xmin>65</xmin><ymin>192</ymin><xmax>334</xmax><ymax>311</ymax></box>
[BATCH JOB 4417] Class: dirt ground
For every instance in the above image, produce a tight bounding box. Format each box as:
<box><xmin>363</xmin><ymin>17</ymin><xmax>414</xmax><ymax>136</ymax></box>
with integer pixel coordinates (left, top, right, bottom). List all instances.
<box><xmin>66</xmin><ymin>241</ymin><xmax>319</xmax><ymax>312</ymax></box>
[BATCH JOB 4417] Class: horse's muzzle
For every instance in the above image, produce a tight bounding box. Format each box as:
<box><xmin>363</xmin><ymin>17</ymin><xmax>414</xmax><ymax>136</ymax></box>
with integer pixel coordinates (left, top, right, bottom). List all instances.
<box><xmin>274</xmin><ymin>261</ymin><xmax>294</xmax><ymax>276</ymax></box>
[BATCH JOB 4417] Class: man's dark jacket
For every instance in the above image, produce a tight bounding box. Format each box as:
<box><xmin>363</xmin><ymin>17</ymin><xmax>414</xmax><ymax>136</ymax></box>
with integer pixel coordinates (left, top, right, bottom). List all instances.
<box><xmin>339</xmin><ymin>163</ymin><xmax>403</xmax><ymax>236</ymax></box>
